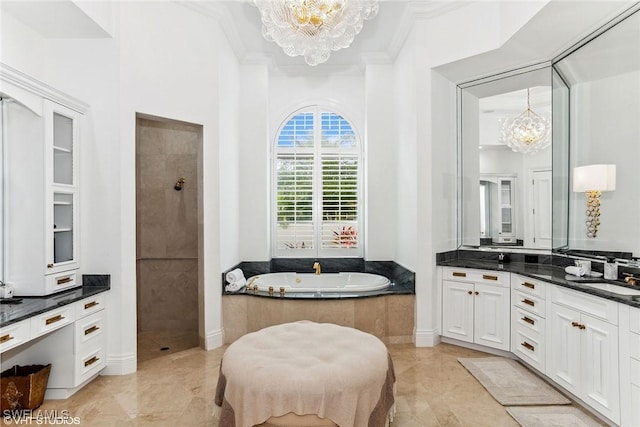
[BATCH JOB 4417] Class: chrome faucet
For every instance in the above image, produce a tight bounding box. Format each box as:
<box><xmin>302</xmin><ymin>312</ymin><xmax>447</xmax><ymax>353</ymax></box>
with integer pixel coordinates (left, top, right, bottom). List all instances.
<box><xmin>313</xmin><ymin>262</ymin><xmax>321</xmax><ymax>275</ymax></box>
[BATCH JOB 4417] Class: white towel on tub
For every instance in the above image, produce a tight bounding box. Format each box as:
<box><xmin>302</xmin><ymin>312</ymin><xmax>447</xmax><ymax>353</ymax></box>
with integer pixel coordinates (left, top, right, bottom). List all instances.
<box><xmin>225</xmin><ymin>278</ymin><xmax>246</xmax><ymax>293</ymax></box>
<box><xmin>226</xmin><ymin>268</ymin><xmax>245</xmax><ymax>284</ymax></box>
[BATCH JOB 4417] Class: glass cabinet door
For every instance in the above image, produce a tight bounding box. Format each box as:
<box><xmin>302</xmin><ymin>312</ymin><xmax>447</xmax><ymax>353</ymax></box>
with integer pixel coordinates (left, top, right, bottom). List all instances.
<box><xmin>45</xmin><ymin>100</ymin><xmax>79</xmax><ymax>273</ymax></box>
<box><xmin>498</xmin><ymin>178</ymin><xmax>515</xmax><ymax>241</ymax></box>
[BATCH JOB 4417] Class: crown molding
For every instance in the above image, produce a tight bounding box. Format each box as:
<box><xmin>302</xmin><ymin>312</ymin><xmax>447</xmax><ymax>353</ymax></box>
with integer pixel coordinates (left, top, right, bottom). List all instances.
<box><xmin>0</xmin><ymin>62</ymin><xmax>89</xmax><ymax>114</ymax></box>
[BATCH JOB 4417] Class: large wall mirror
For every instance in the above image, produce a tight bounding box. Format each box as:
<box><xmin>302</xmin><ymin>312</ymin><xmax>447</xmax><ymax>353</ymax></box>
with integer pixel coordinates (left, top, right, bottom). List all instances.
<box><xmin>553</xmin><ymin>5</ymin><xmax>640</xmax><ymax>258</ymax></box>
<box><xmin>459</xmin><ymin>65</ymin><xmax>552</xmax><ymax>250</ymax></box>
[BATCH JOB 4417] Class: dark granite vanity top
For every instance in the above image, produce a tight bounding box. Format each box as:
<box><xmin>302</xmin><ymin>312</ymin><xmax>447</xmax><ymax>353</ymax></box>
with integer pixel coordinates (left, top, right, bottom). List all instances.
<box><xmin>0</xmin><ymin>275</ymin><xmax>110</xmax><ymax>328</ymax></box>
<box><xmin>438</xmin><ymin>258</ymin><xmax>640</xmax><ymax>309</ymax></box>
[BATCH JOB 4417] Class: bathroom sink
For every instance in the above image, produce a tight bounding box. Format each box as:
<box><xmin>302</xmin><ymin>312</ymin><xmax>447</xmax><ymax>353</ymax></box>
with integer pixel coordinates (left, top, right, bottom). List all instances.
<box><xmin>581</xmin><ymin>282</ymin><xmax>640</xmax><ymax>296</ymax></box>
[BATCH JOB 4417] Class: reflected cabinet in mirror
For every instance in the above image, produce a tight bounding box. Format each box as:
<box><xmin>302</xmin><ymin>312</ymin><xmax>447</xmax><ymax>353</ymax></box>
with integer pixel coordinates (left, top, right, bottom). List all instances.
<box><xmin>553</xmin><ymin>5</ymin><xmax>640</xmax><ymax>258</ymax></box>
<box><xmin>459</xmin><ymin>66</ymin><xmax>552</xmax><ymax>250</ymax></box>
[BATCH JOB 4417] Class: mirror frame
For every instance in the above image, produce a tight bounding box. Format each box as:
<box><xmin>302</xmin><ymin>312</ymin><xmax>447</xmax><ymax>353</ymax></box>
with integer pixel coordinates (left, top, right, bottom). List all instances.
<box><xmin>456</xmin><ymin>63</ymin><xmax>553</xmax><ymax>251</ymax></box>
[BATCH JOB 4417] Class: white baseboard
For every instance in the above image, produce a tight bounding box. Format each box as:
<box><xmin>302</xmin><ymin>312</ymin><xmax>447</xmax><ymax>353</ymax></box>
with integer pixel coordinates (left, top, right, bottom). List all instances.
<box><xmin>204</xmin><ymin>329</ymin><xmax>224</xmax><ymax>350</ymax></box>
<box><xmin>415</xmin><ymin>328</ymin><xmax>441</xmax><ymax>347</ymax></box>
<box><xmin>103</xmin><ymin>353</ymin><xmax>137</xmax><ymax>375</ymax></box>
<box><xmin>440</xmin><ymin>337</ymin><xmax>514</xmax><ymax>358</ymax></box>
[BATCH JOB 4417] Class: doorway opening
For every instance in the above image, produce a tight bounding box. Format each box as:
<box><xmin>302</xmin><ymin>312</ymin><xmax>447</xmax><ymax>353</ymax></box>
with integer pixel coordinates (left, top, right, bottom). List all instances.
<box><xmin>135</xmin><ymin>114</ymin><xmax>203</xmax><ymax>362</ymax></box>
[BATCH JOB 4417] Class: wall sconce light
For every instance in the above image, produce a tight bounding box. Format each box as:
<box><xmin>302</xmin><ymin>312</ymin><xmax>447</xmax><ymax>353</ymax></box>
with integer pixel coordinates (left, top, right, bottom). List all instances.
<box><xmin>572</xmin><ymin>164</ymin><xmax>616</xmax><ymax>238</ymax></box>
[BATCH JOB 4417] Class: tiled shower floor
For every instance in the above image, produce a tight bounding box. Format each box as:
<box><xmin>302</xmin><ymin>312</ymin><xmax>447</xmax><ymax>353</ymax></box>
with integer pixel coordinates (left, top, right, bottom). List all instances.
<box><xmin>137</xmin><ymin>330</ymin><xmax>199</xmax><ymax>363</ymax></box>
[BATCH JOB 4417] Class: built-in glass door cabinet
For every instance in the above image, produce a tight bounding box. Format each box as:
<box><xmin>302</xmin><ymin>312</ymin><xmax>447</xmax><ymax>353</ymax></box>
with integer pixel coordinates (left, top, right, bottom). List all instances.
<box><xmin>547</xmin><ymin>286</ymin><xmax>620</xmax><ymax>425</ymax></box>
<box><xmin>441</xmin><ymin>268</ymin><xmax>511</xmax><ymax>351</ymax></box>
<box><xmin>511</xmin><ymin>275</ymin><xmax>546</xmax><ymax>373</ymax></box>
<box><xmin>5</xmin><ymin>98</ymin><xmax>82</xmax><ymax>296</ymax></box>
<box><xmin>619</xmin><ymin>305</ymin><xmax>640</xmax><ymax>427</ymax></box>
<box><xmin>496</xmin><ymin>178</ymin><xmax>515</xmax><ymax>244</ymax></box>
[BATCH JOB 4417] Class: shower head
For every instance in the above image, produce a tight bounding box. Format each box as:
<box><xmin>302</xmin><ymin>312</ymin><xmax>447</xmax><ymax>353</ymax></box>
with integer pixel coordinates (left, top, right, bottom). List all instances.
<box><xmin>174</xmin><ymin>177</ymin><xmax>185</xmax><ymax>191</ymax></box>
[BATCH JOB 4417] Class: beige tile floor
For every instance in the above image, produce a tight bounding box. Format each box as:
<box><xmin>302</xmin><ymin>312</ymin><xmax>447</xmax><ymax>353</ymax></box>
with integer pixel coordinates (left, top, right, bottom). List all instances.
<box><xmin>29</xmin><ymin>342</ymin><xmax>599</xmax><ymax>426</ymax></box>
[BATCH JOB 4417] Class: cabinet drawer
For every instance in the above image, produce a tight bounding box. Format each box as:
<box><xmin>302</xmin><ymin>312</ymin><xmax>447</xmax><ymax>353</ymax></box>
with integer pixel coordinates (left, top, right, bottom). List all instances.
<box><xmin>30</xmin><ymin>305</ymin><xmax>75</xmax><ymax>338</ymax></box>
<box><xmin>45</xmin><ymin>271</ymin><xmax>79</xmax><ymax>295</ymax></box>
<box><xmin>551</xmin><ymin>286</ymin><xmax>618</xmax><ymax>325</ymax></box>
<box><xmin>512</xmin><ymin>275</ymin><xmax>546</xmax><ymax>298</ymax></box>
<box><xmin>74</xmin><ymin>311</ymin><xmax>104</xmax><ymax>350</ymax></box>
<box><xmin>76</xmin><ymin>346</ymin><xmax>105</xmax><ymax>385</ymax></box>
<box><xmin>443</xmin><ymin>267</ymin><xmax>509</xmax><ymax>287</ymax></box>
<box><xmin>513</xmin><ymin>324</ymin><xmax>544</xmax><ymax>372</ymax></box>
<box><xmin>631</xmin><ymin>307</ymin><xmax>640</xmax><ymax>334</ymax></box>
<box><xmin>0</xmin><ymin>320</ymin><xmax>31</xmax><ymax>353</ymax></box>
<box><xmin>513</xmin><ymin>306</ymin><xmax>545</xmax><ymax>334</ymax></box>
<box><xmin>513</xmin><ymin>290</ymin><xmax>545</xmax><ymax>317</ymax></box>
<box><xmin>76</xmin><ymin>293</ymin><xmax>105</xmax><ymax>319</ymax></box>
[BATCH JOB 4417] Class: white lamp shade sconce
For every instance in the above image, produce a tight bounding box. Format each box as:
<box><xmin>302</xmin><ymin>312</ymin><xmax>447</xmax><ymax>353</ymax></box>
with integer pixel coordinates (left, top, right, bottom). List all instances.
<box><xmin>572</xmin><ymin>164</ymin><xmax>616</xmax><ymax>238</ymax></box>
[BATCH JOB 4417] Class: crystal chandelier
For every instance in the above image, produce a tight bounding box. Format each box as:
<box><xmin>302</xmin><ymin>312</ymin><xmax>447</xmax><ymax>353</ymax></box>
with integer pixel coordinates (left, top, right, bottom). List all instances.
<box><xmin>253</xmin><ymin>0</ymin><xmax>379</xmax><ymax>66</ymax></box>
<box><xmin>500</xmin><ymin>88</ymin><xmax>551</xmax><ymax>155</ymax></box>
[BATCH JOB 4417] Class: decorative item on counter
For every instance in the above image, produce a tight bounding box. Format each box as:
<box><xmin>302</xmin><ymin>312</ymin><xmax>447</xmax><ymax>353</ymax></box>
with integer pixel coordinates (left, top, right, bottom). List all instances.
<box><xmin>604</xmin><ymin>257</ymin><xmax>618</xmax><ymax>280</ymax></box>
<box><xmin>565</xmin><ymin>266</ymin><xmax>586</xmax><ymax>277</ymax></box>
<box><xmin>0</xmin><ymin>281</ymin><xmax>14</xmax><ymax>299</ymax></box>
<box><xmin>575</xmin><ymin>260</ymin><xmax>591</xmax><ymax>275</ymax></box>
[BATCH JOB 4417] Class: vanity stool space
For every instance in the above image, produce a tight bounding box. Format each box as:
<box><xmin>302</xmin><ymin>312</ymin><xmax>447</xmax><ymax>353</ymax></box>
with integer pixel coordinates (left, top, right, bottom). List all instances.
<box><xmin>0</xmin><ymin>285</ymin><xmax>109</xmax><ymax>400</ymax></box>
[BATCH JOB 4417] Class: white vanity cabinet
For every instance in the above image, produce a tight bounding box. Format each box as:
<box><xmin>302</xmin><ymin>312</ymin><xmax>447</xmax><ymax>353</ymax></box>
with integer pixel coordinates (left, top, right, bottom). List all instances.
<box><xmin>511</xmin><ymin>275</ymin><xmax>546</xmax><ymax>373</ymax></box>
<box><xmin>547</xmin><ymin>286</ymin><xmax>620</xmax><ymax>425</ymax></box>
<box><xmin>619</xmin><ymin>305</ymin><xmax>640</xmax><ymax>427</ymax></box>
<box><xmin>0</xmin><ymin>293</ymin><xmax>106</xmax><ymax>399</ymax></box>
<box><xmin>5</xmin><ymin>97</ymin><xmax>83</xmax><ymax>296</ymax></box>
<box><xmin>442</xmin><ymin>268</ymin><xmax>511</xmax><ymax>351</ymax></box>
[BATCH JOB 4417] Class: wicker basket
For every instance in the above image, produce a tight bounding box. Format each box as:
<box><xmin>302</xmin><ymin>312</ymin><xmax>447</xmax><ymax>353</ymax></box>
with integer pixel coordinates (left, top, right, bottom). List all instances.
<box><xmin>0</xmin><ymin>364</ymin><xmax>51</xmax><ymax>411</ymax></box>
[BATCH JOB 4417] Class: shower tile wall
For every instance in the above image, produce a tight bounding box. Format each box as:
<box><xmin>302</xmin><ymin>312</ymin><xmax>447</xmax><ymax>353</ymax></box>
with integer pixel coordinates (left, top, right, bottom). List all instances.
<box><xmin>136</xmin><ymin>118</ymin><xmax>199</xmax><ymax>343</ymax></box>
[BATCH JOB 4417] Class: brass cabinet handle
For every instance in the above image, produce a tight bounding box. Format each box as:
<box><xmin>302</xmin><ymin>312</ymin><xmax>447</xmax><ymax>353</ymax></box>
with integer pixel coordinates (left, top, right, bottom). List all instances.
<box><xmin>522</xmin><ymin>316</ymin><xmax>535</xmax><ymax>325</ymax></box>
<box><xmin>579</xmin><ymin>324</ymin><xmax>586</xmax><ymax>330</ymax></box>
<box><xmin>84</xmin><ymin>356</ymin><xmax>100</xmax><ymax>367</ymax></box>
<box><xmin>0</xmin><ymin>334</ymin><xmax>14</xmax><ymax>344</ymax></box>
<box><xmin>521</xmin><ymin>342</ymin><xmax>535</xmax><ymax>351</ymax></box>
<box><xmin>467</xmin><ymin>290</ymin><xmax>473</xmax><ymax>295</ymax></box>
<box><xmin>453</xmin><ymin>272</ymin><xmax>466</xmax><ymax>277</ymax></box>
<box><xmin>57</xmin><ymin>277</ymin><xmax>72</xmax><ymax>285</ymax></box>
<box><xmin>84</xmin><ymin>325</ymin><xmax>100</xmax><ymax>336</ymax></box>
<box><xmin>522</xmin><ymin>282</ymin><xmax>535</xmax><ymax>289</ymax></box>
<box><xmin>84</xmin><ymin>301</ymin><xmax>99</xmax><ymax>310</ymax></box>
<box><xmin>475</xmin><ymin>291</ymin><xmax>479</xmax><ymax>295</ymax></box>
<box><xmin>45</xmin><ymin>314</ymin><xmax>65</xmax><ymax>325</ymax></box>
<box><xmin>571</xmin><ymin>321</ymin><xmax>586</xmax><ymax>329</ymax></box>
<box><xmin>483</xmin><ymin>274</ymin><xmax>498</xmax><ymax>281</ymax></box>
<box><xmin>522</xmin><ymin>299</ymin><xmax>535</xmax><ymax>307</ymax></box>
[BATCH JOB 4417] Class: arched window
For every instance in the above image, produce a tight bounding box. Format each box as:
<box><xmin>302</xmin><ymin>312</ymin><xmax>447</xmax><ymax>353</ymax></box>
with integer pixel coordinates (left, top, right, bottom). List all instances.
<box><xmin>273</xmin><ymin>106</ymin><xmax>363</xmax><ymax>257</ymax></box>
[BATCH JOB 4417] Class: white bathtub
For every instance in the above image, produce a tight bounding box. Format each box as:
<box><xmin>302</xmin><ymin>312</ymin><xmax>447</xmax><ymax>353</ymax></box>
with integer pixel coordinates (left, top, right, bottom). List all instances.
<box><xmin>246</xmin><ymin>272</ymin><xmax>390</xmax><ymax>293</ymax></box>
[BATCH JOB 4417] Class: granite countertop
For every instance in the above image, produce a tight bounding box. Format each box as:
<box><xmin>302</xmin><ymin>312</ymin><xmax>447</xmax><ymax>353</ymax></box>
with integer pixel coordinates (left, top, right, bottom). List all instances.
<box><xmin>438</xmin><ymin>259</ymin><xmax>640</xmax><ymax>309</ymax></box>
<box><xmin>0</xmin><ymin>275</ymin><xmax>110</xmax><ymax>328</ymax></box>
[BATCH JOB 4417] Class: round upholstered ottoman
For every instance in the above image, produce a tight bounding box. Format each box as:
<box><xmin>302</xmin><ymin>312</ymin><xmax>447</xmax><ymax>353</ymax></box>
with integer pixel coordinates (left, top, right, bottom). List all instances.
<box><xmin>214</xmin><ymin>321</ymin><xmax>395</xmax><ymax>427</ymax></box>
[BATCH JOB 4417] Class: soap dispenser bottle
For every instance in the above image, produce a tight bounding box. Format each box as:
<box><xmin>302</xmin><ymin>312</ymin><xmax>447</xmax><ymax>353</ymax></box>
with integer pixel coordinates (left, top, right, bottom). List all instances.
<box><xmin>604</xmin><ymin>257</ymin><xmax>618</xmax><ymax>280</ymax></box>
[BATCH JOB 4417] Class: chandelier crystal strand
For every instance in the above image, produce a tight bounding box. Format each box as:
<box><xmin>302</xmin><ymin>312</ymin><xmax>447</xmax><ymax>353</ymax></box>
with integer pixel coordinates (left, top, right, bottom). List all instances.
<box><xmin>500</xmin><ymin>88</ymin><xmax>551</xmax><ymax>155</ymax></box>
<box><xmin>254</xmin><ymin>0</ymin><xmax>379</xmax><ymax>66</ymax></box>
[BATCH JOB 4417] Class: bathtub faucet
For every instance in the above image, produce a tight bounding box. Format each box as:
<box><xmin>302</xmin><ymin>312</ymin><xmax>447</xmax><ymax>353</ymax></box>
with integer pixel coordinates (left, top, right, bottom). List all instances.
<box><xmin>313</xmin><ymin>261</ymin><xmax>321</xmax><ymax>275</ymax></box>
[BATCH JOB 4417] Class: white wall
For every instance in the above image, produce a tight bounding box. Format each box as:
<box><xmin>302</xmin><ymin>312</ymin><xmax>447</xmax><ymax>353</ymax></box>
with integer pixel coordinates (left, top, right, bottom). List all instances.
<box><xmin>365</xmin><ymin>64</ymin><xmax>397</xmax><ymax>261</ymax></box>
<box><xmin>2</xmin><ymin>1</ymin><xmax>239</xmax><ymax>373</ymax></box>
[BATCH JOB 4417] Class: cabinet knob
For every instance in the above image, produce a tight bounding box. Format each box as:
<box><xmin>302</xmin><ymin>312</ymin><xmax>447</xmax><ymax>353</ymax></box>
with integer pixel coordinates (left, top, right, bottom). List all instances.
<box><xmin>474</xmin><ymin>291</ymin><xmax>479</xmax><ymax>295</ymax></box>
<box><xmin>467</xmin><ymin>290</ymin><xmax>473</xmax><ymax>295</ymax></box>
<box><xmin>47</xmin><ymin>263</ymin><xmax>54</xmax><ymax>269</ymax></box>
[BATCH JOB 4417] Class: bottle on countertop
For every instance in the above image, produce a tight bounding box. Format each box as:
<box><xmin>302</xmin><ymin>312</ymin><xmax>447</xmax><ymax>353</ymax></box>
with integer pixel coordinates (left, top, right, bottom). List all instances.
<box><xmin>604</xmin><ymin>257</ymin><xmax>618</xmax><ymax>280</ymax></box>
